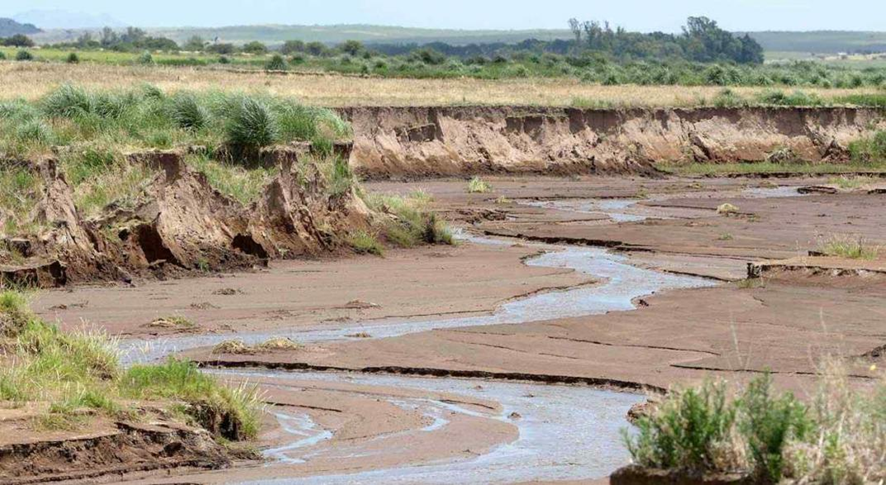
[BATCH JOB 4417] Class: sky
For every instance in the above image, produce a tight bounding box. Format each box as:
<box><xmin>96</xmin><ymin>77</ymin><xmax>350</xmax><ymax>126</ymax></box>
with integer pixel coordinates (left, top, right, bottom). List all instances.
<box><xmin>7</xmin><ymin>0</ymin><xmax>886</xmax><ymax>31</ymax></box>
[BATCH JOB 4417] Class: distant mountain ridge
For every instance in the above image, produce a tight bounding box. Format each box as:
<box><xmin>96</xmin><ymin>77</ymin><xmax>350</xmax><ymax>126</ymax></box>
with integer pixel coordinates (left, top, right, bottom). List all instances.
<box><xmin>0</xmin><ymin>18</ymin><xmax>41</xmax><ymax>37</ymax></box>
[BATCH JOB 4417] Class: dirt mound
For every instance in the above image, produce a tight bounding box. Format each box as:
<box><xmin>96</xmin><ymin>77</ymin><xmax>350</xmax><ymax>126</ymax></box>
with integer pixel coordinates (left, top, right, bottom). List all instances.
<box><xmin>0</xmin><ymin>149</ymin><xmax>371</xmax><ymax>287</ymax></box>
<box><xmin>340</xmin><ymin>106</ymin><xmax>885</xmax><ymax>179</ymax></box>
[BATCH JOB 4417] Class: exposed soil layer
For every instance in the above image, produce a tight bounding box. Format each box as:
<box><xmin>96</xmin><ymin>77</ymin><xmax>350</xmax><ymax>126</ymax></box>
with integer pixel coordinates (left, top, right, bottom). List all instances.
<box><xmin>341</xmin><ymin>106</ymin><xmax>886</xmax><ymax>179</ymax></box>
<box><xmin>0</xmin><ymin>149</ymin><xmax>371</xmax><ymax>288</ymax></box>
<box><xmin>0</xmin><ymin>408</ymin><xmax>231</xmax><ymax>485</ymax></box>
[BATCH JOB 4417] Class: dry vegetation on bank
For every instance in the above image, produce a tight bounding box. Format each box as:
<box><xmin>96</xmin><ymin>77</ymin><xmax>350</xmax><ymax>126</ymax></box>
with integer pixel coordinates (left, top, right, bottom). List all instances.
<box><xmin>0</xmin><ymin>63</ymin><xmax>881</xmax><ymax>108</ymax></box>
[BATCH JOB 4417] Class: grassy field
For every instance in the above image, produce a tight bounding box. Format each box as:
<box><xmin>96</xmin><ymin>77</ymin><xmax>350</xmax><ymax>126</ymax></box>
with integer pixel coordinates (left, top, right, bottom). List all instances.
<box><xmin>0</xmin><ymin>62</ymin><xmax>881</xmax><ymax>108</ymax></box>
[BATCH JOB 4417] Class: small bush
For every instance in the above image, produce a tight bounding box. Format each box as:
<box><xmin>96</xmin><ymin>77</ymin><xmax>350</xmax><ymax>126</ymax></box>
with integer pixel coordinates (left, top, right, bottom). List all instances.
<box><xmin>717</xmin><ymin>203</ymin><xmax>739</xmax><ymax>215</ymax></box>
<box><xmin>739</xmin><ymin>373</ymin><xmax>812</xmax><ymax>483</ymax></box>
<box><xmin>265</xmin><ymin>54</ymin><xmax>288</xmax><ymax>71</ymax></box>
<box><xmin>15</xmin><ymin>50</ymin><xmax>34</xmax><ymax>61</ymax></box>
<box><xmin>625</xmin><ymin>379</ymin><xmax>740</xmax><ymax>473</ymax></box>
<box><xmin>65</xmin><ymin>52</ymin><xmax>80</xmax><ymax>64</ymax></box>
<box><xmin>136</xmin><ymin>51</ymin><xmax>154</xmax><ymax>65</ymax></box>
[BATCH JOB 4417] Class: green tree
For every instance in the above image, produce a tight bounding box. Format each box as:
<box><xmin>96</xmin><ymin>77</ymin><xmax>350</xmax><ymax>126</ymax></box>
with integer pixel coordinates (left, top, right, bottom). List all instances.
<box><xmin>340</xmin><ymin>40</ymin><xmax>364</xmax><ymax>56</ymax></box>
<box><xmin>184</xmin><ymin>35</ymin><xmax>206</xmax><ymax>52</ymax></box>
<box><xmin>281</xmin><ymin>40</ymin><xmax>306</xmax><ymax>55</ymax></box>
<box><xmin>241</xmin><ymin>41</ymin><xmax>268</xmax><ymax>55</ymax></box>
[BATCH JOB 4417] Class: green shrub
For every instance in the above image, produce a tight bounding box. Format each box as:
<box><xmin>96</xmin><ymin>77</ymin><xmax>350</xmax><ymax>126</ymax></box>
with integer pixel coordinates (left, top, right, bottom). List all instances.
<box><xmin>467</xmin><ymin>176</ymin><xmax>492</xmax><ymax>194</ymax></box>
<box><xmin>15</xmin><ymin>50</ymin><xmax>34</xmax><ymax>61</ymax></box>
<box><xmin>168</xmin><ymin>93</ymin><xmax>209</xmax><ymax>131</ymax></box>
<box><xmin>66</xmin><ymin>52</ymin><xmax>80</xmax><ymax>64</ymax></box>
<box><xmin>0</xmin><ymin>51</ymin><xmax>5</xmax><ymax>60</ymax></box>
<box><xmin>265</xmin><ymin>54</ymin><xmax>288</xmax><ymax>71</ymax></box>
<box><xmin>624</xmin><ymin>379</ymin><xmax>739</xmax><ymax>473</ymax></box>
<box><xmin>739</xmin><ymin>373</ymin><xmax>812</xmax><ymax>483</ymax></box>
<box><xmin>224</xmin><ymin>96</ymin><xmax>279</xmax><ymax>159</ymax></box>
<box><xmin>137</xmin><ymin>51</ymin><xmax>154</xmax><ymax>65</ymax></box>
<box><xmin>849</xmin><ymin>131</ymin><xmax>886</xmax><ymax>163</ymax></box>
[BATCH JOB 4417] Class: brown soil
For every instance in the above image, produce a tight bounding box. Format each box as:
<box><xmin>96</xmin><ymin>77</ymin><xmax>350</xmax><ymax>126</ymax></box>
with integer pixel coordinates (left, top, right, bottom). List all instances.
<box><xmin>341</xmin><ymin>106</ymin><xmax>886</xmax><ymax>179</ymax></box>
<box><xmin>0</xmin><ymin>406</ymin><xmax>232</xmax><ymax>485</ymax></box>
<box><xmin>34</xmin><ymin>242</ymin><xmax>589</xmax><ymax>338</ymax></box>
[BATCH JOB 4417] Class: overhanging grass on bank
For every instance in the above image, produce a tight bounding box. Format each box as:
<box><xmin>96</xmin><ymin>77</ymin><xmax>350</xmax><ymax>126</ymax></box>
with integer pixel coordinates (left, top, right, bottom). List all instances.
<box><xmin>0</xmin><ymin>291</ymin><xmax>262</xmax><ymax>439</ymax></box>
<box><xmin>0</xmin><ymin>83</ymin><xmax>351</xmax><ymax>161</ymax></box>
<box><xmin>0</xmin><ymin>84</ymin><xmax>352</xmax><ymax>236</ymax></box>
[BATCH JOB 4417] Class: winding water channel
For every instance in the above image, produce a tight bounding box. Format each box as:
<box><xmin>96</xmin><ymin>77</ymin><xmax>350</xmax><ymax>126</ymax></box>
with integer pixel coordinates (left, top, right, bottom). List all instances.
<box><xmin>116</xmin><ymin>194</ymin><xmax>742</xmax><ymax>483</ymax></box>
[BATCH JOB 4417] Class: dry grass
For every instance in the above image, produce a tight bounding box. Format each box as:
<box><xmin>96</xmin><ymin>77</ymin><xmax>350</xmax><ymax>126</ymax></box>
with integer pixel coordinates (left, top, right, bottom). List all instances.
<box><xmin>212</xmin><ymin>337</ymin><xmax>301</xmax><ymax>355</ymax></box>
<box><xmin>0</xmin><ymin>63</ymin><xmax>878</xmax><ymax>108</ymax></box>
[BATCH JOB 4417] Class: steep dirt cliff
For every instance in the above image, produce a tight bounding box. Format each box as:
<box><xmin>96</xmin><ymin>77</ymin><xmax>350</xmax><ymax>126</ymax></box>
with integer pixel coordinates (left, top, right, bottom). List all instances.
<box><xmin>340</xmin><ymin>106</ymin><xmax>885</xmax><ymax>179</ymax></box>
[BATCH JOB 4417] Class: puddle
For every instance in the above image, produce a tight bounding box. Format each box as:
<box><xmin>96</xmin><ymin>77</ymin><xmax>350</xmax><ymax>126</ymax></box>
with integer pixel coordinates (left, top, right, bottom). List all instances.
<box><xmin>216</xmin><ymin>370</ymin><xmax>645</xmax><ymax>485</ymax></box>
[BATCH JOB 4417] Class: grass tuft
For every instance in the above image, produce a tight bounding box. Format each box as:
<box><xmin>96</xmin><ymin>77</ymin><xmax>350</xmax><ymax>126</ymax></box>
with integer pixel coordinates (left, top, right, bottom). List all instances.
<box><xmin>819</xmin><ymin>235</ymin><xmax>880</xmax><ymax>260</ymax></box>
<box><xmin>467</xmin><ymin>176</ymin><xmax>492</xmax><ymax>194</ymax></box>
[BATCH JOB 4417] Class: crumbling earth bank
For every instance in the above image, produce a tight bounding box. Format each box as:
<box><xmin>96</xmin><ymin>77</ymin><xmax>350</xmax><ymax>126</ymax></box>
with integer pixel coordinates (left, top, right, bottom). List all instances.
<box><xmin>341</xmin><ymin>106</ymin><xmax>885</xmax><ymax>178</ymax></box>
<box><xmin>0</xmin><ymin>149</ymin><xmax>371</xmax><ymax>287</ymax></box>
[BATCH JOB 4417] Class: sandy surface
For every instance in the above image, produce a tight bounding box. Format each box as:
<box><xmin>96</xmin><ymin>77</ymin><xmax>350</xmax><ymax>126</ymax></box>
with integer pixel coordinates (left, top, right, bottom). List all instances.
<box><xmin>34</xmin><ymin>243</ymin><xmax>590</xmax><ymax>338</ymax></box>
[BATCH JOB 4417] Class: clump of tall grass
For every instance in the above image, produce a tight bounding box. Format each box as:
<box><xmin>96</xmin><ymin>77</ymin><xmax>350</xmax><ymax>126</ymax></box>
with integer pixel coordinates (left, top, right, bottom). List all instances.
<box><xmin>848</xmin><ymin>131</ymin><xmax>886</xmax><ymax>163</ymax></box>
<box><xmin>223</xmin><ymin>95</ymin><xmax>279</xmax><ymax>159</ymax></box>
<box><xmin>365</xmin><ymin>190</ymin><xmax>454</xmax><ymax>248</ymax></box>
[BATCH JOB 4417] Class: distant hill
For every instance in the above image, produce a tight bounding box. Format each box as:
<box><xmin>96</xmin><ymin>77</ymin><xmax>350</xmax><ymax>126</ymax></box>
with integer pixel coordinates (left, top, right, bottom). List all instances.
<box><xmin>26</xmin><ymin>22</ymin><xmax>886</xmax><ymax>56</ymax></box>
<box><xmin>31</xmin><ymin>24</ymin><xmax>573</xmax><ymax>47</ymax></box>
<box><xmin>0</xmin><ymin>18</ymin><xmax>41</xmax><ymax>37</ymax></box>
<box><xmin>13</xmin><ymin>9</ymin><xmax>123</xmax><ymax>29</ymax></box>
<box><xmin>745</xmin><ymin>31</ymin><xmax>886</xmax><ymax>54</ymax></box>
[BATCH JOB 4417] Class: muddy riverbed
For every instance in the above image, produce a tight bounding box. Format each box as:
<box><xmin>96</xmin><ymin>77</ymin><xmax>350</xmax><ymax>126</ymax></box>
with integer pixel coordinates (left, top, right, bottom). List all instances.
<box><xmin>29</xmin><ymin>176</ymin><xmax>886</xmax><ymax>484</ymax></box>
